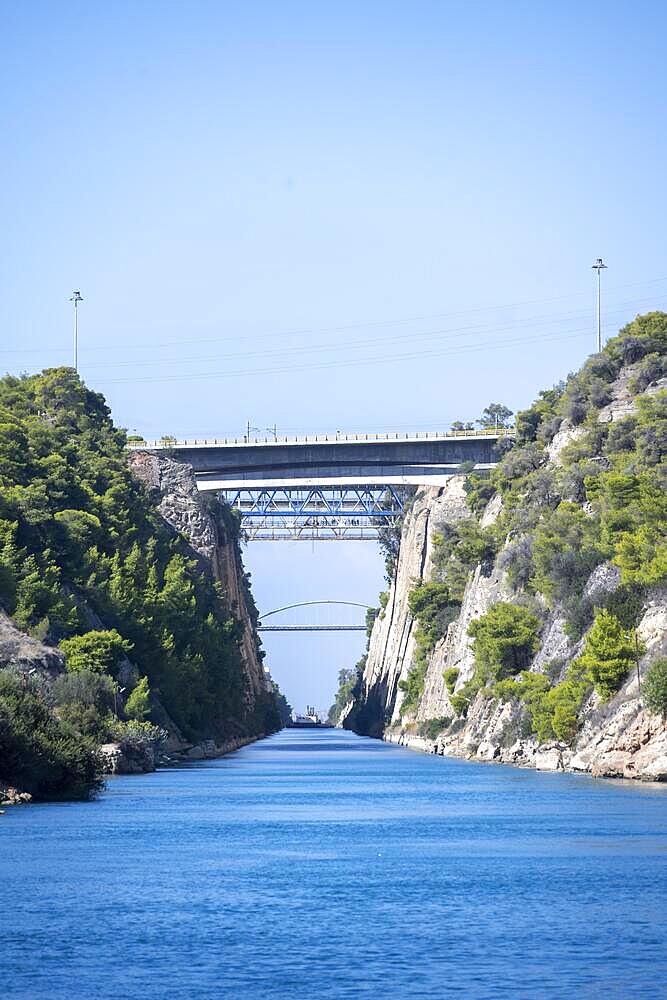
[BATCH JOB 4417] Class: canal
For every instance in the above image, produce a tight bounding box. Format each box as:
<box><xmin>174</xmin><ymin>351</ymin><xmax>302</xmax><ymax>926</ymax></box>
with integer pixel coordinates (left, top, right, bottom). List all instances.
<box><xmin>3</xmin><ymin>728</ymin><xmax>667</xmax><ymax>999</ymax></box>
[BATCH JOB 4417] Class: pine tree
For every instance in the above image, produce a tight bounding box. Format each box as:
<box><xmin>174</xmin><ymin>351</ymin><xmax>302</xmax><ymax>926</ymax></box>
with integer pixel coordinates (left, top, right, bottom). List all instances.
<box><xmin>576</xmin><ymin>609</ymin><xmax>641</xmax><ymax>701</ymax></box>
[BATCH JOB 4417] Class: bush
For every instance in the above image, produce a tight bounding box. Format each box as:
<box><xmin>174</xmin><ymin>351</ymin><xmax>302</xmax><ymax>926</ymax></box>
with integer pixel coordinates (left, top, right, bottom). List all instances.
<box><xmin>449</xmin><ymin>670</ymin><xmax>487</xmax><ymax>717</ymax></box>
<box><xmin>124</xmin><ymin>676</ymin><xmax>151</xmax><ymax>720</ymax></box>
<box><xmin>463</xmin><ymin>474</ymin><xmax>496</xmax><ymax>515</ymax></box>
<box><xmin>468</xmin><ymin>602</ymin><xmax>541</xmax><ymax>681</ymax></box>
<box><xmin>59</xmin><ymin>629</ymin><xmax>132</xmax><ymax>675</ymax></box>
<box><xmin>497</xmin><ymin>536</ymin><xmax>534</xmax><ymax>590</ymax></box>
<box><xmin>443</xmin><ymin>667</ymin><xmax>459</xmax><ymax>693</ymax></box>
<box><xmin>419</xmin><ymin>717</ymin><xmax>451</xmax><ymax>740</ymax></box>
<box><xmin>531</xmin><ymin>502</ymin><xmax>605</xmax><ymax>605</ymax></box>
<box><xmin>407</xmin><ymin>581</ymin><xmax>459</xmax><ymax>665</ymax></box>
<box><xmin>0</xmin><ymin>670</ymin><xmax>103</xmax><ymax>800</ymax></box>
<box><xmin>495</xmin><ymin>665</ymin><xmax>589</xmax><ymax>744</ymax></box>
<box><xmin>643</xmin><ymin>658</ymin><xmax>667</xmax><ymax>719</ymax></box>
<box><xmin>398</xmin><ymin>662</ymin><xmax>427</xmax><ymax>716</ymax></box>
<box><xmin>52</xmin><ymin>670</ymin><xmax>117</xmax><ymax>740</ymax></box>
<box><xmin>52</xmin><ymin>670</ymin><xmax>116</xmax><ymax>712</ymax></box>
<box><xmin>575</xmin><ymin>609</ymin><xmax>642</xmax><ymax>701</ymax></box>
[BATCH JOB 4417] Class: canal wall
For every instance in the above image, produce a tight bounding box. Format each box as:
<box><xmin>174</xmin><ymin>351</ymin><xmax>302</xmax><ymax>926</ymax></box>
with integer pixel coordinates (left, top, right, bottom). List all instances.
<box><xmin>344</xmin><ymin>365</ymin><xmax>667</xmax><ymax>781</ymax></box>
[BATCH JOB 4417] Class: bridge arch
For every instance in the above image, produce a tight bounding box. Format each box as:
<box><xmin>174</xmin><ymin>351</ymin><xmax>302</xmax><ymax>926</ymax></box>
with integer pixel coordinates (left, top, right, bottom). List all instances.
<box><xmin>258</xmin><ymin>600</ymin><xmax>372</xmax><ymax>632</ymax></box>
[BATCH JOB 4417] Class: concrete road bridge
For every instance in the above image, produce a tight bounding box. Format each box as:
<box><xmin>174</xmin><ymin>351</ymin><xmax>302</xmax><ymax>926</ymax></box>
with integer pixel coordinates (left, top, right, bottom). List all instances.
<box><xmin>129</xmin><ymin>428</ymin><xmax>511</xmax><ymax>540</ymax></box>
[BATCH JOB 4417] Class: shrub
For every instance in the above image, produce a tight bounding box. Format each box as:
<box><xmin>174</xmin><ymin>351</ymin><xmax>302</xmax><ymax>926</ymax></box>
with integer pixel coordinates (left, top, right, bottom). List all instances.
<box><xmin>124</xmin><ymin>676</ymin><xmax>151</xmax><ymax>720</ymax></box>
<box><xmin>496</xmin><ymin>443</ymin><xmax>544</xmax><ymax>484</ymax></box>
<box><xmin>0</xmin><ymin>670</ymin><xmax>103</xmax><ymax>800</ymax></box>
<box><xmin>398</xmin><ymin>662</ymin><xmax>427</xmax><ymax>716</ymax></box>
<box><xmin>497</xmin><ymin>536</ymin><xmax>534</xmax><ymax>590</ymax></box>
<box><xmin>494</xmin><ymin>666</ymin><xmax>589</xmax><ymax>744</ymax></box>
<box><xmin>443</xmin><ymin>667</ymin><xmax>459</xmax><ymax>693</ymax></box>
<box><xmin>449</xmin><ymin>670</ymin><xmax>487</xmax><ymax>717</ymax></box>
<box><xmin>106</xmin><ymin>718</ymin><xmax>166</xmax><ymax>745</ymax></box>
<box><xmin>59</xmin><ymin>629</ymin><xmax>133</xmax><ymax>675</ymax></box>
<box><xmin>463</xmin><ymin>474</ymin><xmax>496</xmax><ymax>515</ymax></box>
<box><xmin>468</xmin><ymin>602</ymin><xmax>541</xmax><ymax>681</ymax></box>
<box><xmin>531</xmin><ymin>502</ymin><xmax>605</xmax><ymax>605</ymax></box>
<box><xmin>52</xmin><ymin>670</ymin><xmax>117</xmax><ymax>739</ymax></box>
<box><xmin>52</xmin><ymin>669</ymin><xmax>116</xmax><ymax>711</ymax></box>
<box><xmin>575</xmin><ymin>609</ymin><xmax>642</xmax><ymax>701</ymax></box>
<box><xmin>614</xmin><ymin>525</ymin><xmax>667</xmax><ymax>586</ymax></box>
<box><xmin>643</xmin><ymin>658</ymin><xmax>667</xmax><ymax>719</ymax></box>
<box><xmin>419</xmin><ymin>717</ymin><xmax>451</xmax><ymax>740</ymax></box>
<box><xmin>408</xmin><ymin>581</ymin><xmax>459</xmax><ymax>665</ymax></box>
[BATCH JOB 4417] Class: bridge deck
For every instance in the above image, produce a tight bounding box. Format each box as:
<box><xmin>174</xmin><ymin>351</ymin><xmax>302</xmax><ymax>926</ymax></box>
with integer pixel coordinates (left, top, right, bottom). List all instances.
<box><xmin>129</xmin><ymin>429</ymin><xmax>512</xmax><ymax>539</ymax></box>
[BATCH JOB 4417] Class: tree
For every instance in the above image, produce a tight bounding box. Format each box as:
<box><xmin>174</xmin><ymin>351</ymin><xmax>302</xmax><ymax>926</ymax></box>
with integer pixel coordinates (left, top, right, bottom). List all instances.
<box><xmin>576</xmin><ymin>609</ymin><xmax>641</xmax><ymax>701</ymax></box>
<box><xmin>0</xmin><ymin>670</ymin><xmax>103</xmax><ymax>800</ymax></box>
<box><xmin>643</xmin><ymin>658</ymin><xmax>667</xmax><ymax>719</ymax></box>
<box><xmin>468</xmin><ymin>602</ymin><xmax>540</xmax><ymax>680</ymax></box>
<box><xmin>59</xmin><ymin>629</ymin><xmax>132</xmax><ymax>675</ymax></box>
<box><xmin>124</xmin><ymin>676</ymin><xmax>151</xmax><ymax>720</ymax></box>
<box><xmin>477</xmin><ymin>403</ymin><xmax>513</xmax><ymax>430</ymax></box>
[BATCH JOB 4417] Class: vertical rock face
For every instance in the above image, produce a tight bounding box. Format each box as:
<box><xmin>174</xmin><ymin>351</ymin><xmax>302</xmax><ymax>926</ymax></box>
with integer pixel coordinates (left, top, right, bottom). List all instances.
<box><xmin>344</xmin><ymin>478</ymin><xmax>472</xmax><ymax>734</ymax></box>
<box><xmin>128</xmin><ymin>452</ymin><xmax>271</xmax><ymax>711</ymax></box>
<box><xmin>344</xmin><ymin>369</ymin><xmax>667</xmax><ymax>782</ymax></box>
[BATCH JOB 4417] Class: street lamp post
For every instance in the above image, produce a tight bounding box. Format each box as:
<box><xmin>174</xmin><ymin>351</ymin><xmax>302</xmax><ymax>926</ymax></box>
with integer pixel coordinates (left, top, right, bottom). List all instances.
<box><xmin>592</xmin><ymin>259</ymin><xmax>607</xmax><ymax>353</ymax></box>
<box><xmin>69</xmin><ymin>291</ymin><xmax>83</xmax><ymax>371</ymax></box>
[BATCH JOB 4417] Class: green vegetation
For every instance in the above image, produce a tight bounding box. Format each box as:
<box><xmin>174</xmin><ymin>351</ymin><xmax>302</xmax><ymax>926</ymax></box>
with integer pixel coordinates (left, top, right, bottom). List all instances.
<box><xmin>0</xmin><ymin>670</ymin><xmax>102</xmax><ymax>800</ymax></box>
<box><xmin>124</xmin><ymin>676</ymin><xmax>151</xmax><ymax>720</ymax></box>
<box><xmin>443</xmin><ymin>666</ymin><xmax>459</xmax><ymax>693</ymax></box>
<box><xmin>575</xmin><ymin>609</ymin><xmax>642</xmax><ymax>701</ymax></box>
<box><xmin>643</xmin><ymin>658</ymin><xmax>667</xmax><ymax>719</ymax></box>
<box><xmin>59</xmin><ymin>629</ymin><xmax>132</xmax><ymax>675</ymax></box>
<box><xmin>492</xmin><ymin>312</ymin><xmax>666</xmax><ymax>641</ymax></box>
<box><xmin>463</xmin><ymin>473</ymin><xmax>496</xmax><ymax>515</ymax></box>
<box><xmin>376</xmin><ymin>487</ymin><xmax>416</xmax><ymax>579</ymax></box>
<box><xmin>344</xmin><ymin>315</ymin><xmax>666</xmax><ymax>742</ymax></box>
<box><xmin>477</xmin><ymin>402</ymin><xmax>513</xmax><ymax>429</ymax></box>
<box><xmin>494</xmin><ymin>664</ymin><xmax>589</xmax><ymax>743</ymax></box>
<box><xmin>328</xmin><ymin>662</ymin><xmax>363</xmax><ymax>725</ymax></box>
<box><xmin>0</xmin><ymin>368</ymin><xmax>285</xmax><ymax>798</ymax></box>
<box><xmin>468</xmin><ymin>602</ymin><xmax>541</xmax><ymax>682</ymax></box>
<box><xmin>397</xmin><ymin>581</ymin><xmax>460</xmax><ymax>716</ymax></box>
<box><xmin>418</xmin><ymin>717</ymin><xmax>451</xmax><ymax>740</ymax></box>
<box><xmin>432</xmin><ymin>518</ymin><xmax>500</xmax><ymax>602</ymax></box>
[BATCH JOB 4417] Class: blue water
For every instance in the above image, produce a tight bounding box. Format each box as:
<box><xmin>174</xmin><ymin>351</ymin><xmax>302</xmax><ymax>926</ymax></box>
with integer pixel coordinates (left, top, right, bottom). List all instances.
<box><xmin>2</xmin><ymin>729</ymin><xmax>667</xmax><ymax>1000</ymax></box>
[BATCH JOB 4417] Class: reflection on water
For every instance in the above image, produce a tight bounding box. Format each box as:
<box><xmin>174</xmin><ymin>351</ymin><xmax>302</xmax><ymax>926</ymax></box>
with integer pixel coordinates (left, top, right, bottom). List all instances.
<box><xmin>2</xmin><ymin>728</ymin><xmax>667</xmax><ymax>1000</ymax></box>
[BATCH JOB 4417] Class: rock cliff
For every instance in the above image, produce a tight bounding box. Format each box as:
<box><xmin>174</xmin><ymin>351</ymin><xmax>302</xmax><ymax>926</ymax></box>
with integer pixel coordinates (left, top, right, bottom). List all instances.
<box><xmin>0</xmin><ymin>452</ymin><xmax>280</xmax><ymax>783</ymax></box>
<box><xmin>129</xmin><ymin>452</ymin><xmax>272</xmax><ymax>717</ymax></box>
<box><xmin>344</xmin><ymin>349</ymin><xmax>667</xmax><ymax>782</ymax></box>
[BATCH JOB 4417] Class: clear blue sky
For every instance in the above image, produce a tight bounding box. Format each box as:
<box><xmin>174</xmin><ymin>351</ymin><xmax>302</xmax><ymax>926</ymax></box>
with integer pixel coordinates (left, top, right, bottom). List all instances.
<box><xmin>2</xmin><ymin>1</ymin><xmax>667</xmax><ymax>710</ymax></box>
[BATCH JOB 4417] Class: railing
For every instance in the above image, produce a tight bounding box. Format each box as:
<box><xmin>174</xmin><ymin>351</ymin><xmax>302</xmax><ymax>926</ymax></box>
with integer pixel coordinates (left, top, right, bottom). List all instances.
<box><xmin>127</xmin><ymin>427</ymin><xmax>516</xmax><ymax>449</ymax></box>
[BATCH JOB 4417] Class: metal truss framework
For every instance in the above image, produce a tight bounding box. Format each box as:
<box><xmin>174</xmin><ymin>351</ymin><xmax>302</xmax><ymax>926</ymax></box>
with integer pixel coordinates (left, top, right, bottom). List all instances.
<box><xmin>221</xmin><ymin>486</ymin><xmax>405</xmax><ymax>541</ymax></box>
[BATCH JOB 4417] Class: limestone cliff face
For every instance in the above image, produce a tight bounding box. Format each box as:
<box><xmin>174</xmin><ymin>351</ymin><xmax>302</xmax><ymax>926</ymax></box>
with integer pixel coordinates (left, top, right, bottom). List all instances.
<box><xmin>345</xmin><ymin>376</ymin><xmax>667</xmax><ymax>782</ymax></box>
<box><xmin>128</xmin><ymin>452</ymin><xmax>272</xmax><ymax>712</ymax></box>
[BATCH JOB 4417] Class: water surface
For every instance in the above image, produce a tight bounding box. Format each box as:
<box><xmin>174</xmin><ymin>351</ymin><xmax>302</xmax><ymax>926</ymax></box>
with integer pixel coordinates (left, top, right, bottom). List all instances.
<box><xmin>2</xmin><ymin>729</ymin><xmax>667</xmax><ymax>999</ymax></box>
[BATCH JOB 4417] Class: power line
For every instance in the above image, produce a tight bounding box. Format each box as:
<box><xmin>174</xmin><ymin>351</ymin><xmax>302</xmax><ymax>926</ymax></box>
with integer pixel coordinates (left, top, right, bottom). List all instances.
<box><xmin>2</xmin><ymin>273</ymin><xmax>666</xmax><ymax>357</ymax></box>
<box><xmin>77</xmin><ymin>297</ymin><xmax>649</xmax><ymax>372</ymax></box>
<box><xmin>102</xmin><ymin>324</ymin><xmax>598</xmax><ymax>386</ymax></box>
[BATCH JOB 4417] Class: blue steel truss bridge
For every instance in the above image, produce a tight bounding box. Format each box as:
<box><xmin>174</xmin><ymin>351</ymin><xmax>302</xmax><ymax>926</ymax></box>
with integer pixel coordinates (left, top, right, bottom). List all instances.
<box><xmin>130</xmin><ymin>428</ymin><xmax>511</xmax><ymax>540</ymax></box>
<box><xmin>223</xmin><ymin>486</ymin><xmax>404</xmax><ymax>541</ymax></box>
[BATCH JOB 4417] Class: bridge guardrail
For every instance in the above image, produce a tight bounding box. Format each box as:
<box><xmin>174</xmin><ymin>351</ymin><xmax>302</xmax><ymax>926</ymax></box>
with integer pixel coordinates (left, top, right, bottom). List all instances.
<box><xmin>126</xmin><ymin>427</ymin><xmax>516</xmax><ymax>449</ymax></box>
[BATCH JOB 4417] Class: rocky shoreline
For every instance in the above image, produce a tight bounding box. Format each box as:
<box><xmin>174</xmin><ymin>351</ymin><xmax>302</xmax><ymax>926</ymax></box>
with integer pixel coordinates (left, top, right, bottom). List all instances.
<box><xmin>383</xmin><ymin>710</ymin><xmax>667</xmax><ymax>782</ymax></box>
